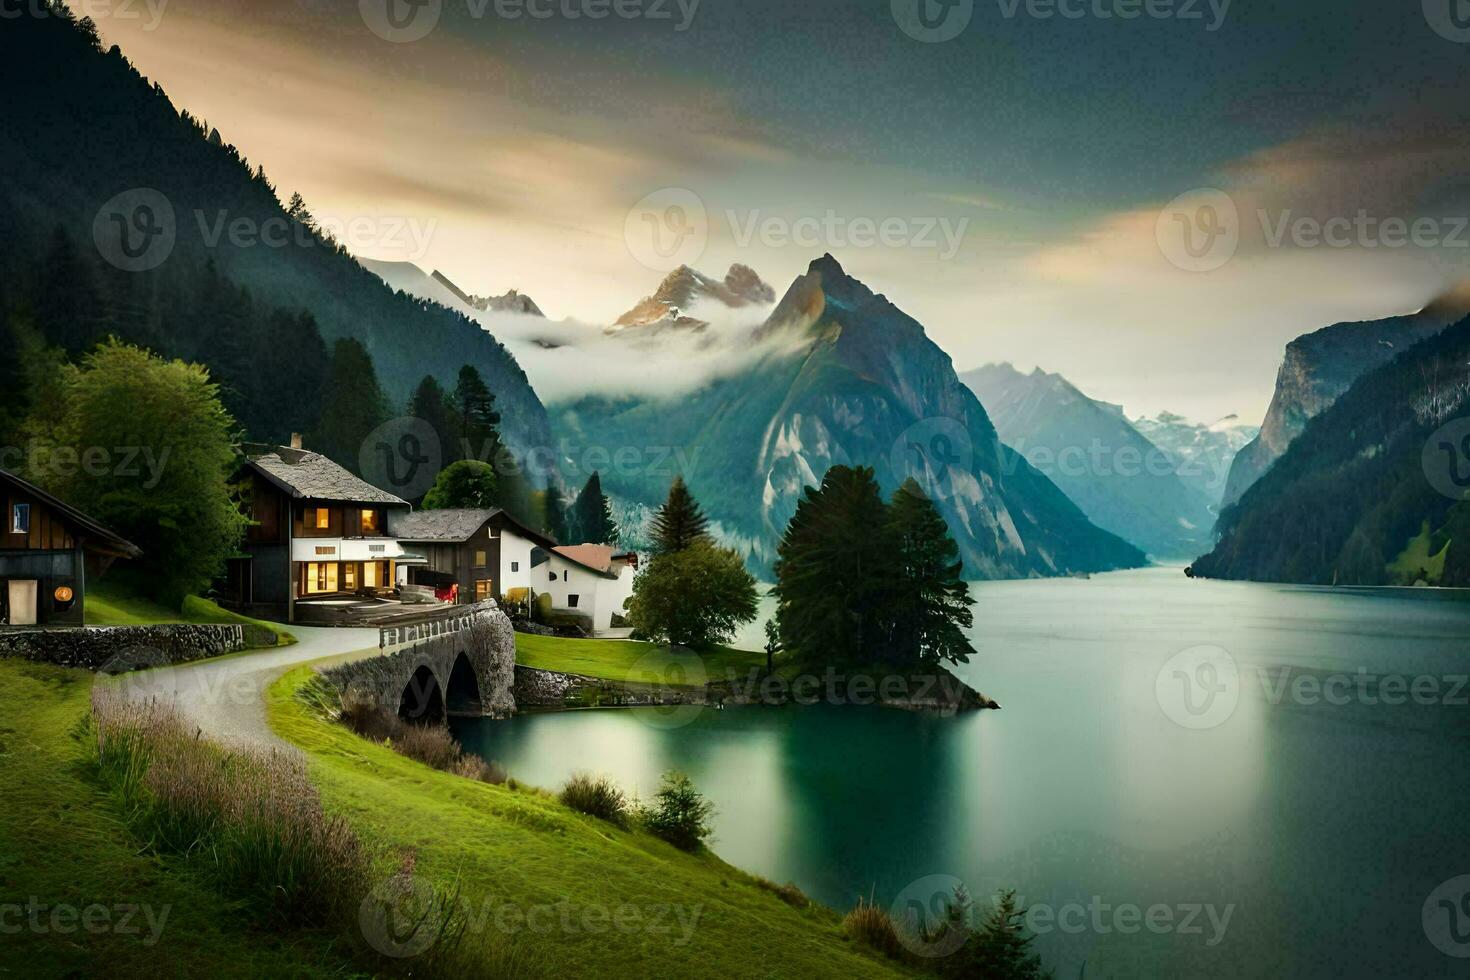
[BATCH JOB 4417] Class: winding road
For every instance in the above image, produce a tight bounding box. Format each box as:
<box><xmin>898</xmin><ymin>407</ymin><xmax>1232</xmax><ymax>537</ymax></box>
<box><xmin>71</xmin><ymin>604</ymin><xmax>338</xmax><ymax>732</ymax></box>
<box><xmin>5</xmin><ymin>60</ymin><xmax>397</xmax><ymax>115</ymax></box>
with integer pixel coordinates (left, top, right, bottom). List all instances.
<box><xmin>101</xmin><ymin>626</ymin><xmax>380</xmax><ymax>751</ymax></box>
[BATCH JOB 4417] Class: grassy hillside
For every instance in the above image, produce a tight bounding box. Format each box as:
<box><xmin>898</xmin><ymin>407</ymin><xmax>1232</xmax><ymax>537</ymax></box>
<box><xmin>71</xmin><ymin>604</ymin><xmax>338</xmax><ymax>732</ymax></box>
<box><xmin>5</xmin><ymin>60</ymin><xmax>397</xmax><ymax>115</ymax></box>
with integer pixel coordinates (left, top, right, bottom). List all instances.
<box><xmin>267</xmin><ymin>666</ymin><xmax>908</xmax><ymax>979</ymax></box>
<box><xmin>515</xmin><ymin>634</ymin><xmax>764</xmax><ymax>685</ymax></box>
<box><xmin>0</xmin><ymin>659</ymin><xmax>355</xmax><ymax>978</ymax></box>
<box><xmin>86</xmin><ymin>584</ymin><xmax>292</xmax><ymax>646</ymax></box>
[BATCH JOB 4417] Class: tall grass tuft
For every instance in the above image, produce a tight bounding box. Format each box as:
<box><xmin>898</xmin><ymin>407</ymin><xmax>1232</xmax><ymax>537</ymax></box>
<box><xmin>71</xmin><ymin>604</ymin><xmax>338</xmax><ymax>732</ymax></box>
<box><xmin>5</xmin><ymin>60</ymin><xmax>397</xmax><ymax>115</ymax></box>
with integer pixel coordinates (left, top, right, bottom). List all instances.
<box><xmin>89</xmin><ymin>689</ymin><xmax>369</xmax><ymax>928</ymax></box>
<box><xmin>842</xmin><ymin>894</ymin><xmax>909</xmax><ymax>961</ymax></box>
<box><xmin>559</xmin><ymin>772</ymin><xmax>631</xmax><ymax>827</ymax></box>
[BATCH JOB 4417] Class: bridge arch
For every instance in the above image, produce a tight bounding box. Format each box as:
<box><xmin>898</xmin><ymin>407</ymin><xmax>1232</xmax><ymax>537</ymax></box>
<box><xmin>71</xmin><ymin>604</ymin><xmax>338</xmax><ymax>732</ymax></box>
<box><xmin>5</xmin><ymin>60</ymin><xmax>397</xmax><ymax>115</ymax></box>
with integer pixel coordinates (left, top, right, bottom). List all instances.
<box><xmin>398</xmin><ymin>664</ymin><xmax>445</xmax><ymax>723</ymax></box>
<box><xmin>446</xmin><ymin>651</ymin><xmax>484</xmax><ymax>717</ymax></box>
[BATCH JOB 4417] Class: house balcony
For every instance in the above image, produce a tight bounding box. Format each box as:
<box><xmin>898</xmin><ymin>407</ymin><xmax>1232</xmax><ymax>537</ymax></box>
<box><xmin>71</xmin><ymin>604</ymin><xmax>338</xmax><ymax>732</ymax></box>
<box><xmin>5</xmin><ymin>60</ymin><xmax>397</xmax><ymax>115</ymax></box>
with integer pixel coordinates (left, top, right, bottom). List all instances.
<box><xmin>290</xmin><ymin>538</ymin><xmax>413</xmax><ymax>563</ymax></box>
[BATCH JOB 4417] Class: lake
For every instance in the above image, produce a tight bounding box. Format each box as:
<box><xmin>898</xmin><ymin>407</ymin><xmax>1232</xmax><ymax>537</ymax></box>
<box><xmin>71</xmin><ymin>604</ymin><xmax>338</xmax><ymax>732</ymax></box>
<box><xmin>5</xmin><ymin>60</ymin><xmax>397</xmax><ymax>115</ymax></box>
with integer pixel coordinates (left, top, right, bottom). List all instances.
<box><xmin>453</xmin><ymin>568</ymin><xmax>1470</xmax><ymax>977</ymax></box>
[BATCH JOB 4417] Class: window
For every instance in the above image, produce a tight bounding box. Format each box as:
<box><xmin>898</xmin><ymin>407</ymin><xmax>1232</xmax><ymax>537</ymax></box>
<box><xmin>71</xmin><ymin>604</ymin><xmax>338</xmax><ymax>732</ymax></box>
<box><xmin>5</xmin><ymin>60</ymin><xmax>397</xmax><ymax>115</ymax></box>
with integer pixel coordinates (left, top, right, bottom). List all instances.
<box><xmin>305</xmin><ymin>507</ymin><xmax>330</xmax><ymax>530</ymax></box>
<box><xmin>475</xmin><ymin>580</ymin><xmax>493</xmax><ymax>601</ymax></box>
<box><xmin>11</xmin><ymin>503</ymin><xmax>29</xmax><ymax>535</ymax></box>
<box><xmin>548</xmin><ymin>572</ymin><xmax>556</xmax><ymax>582</ymax></box>
<box><xmin>563</xmin><ymin>571</ymin><xmax>569</xmax><ymax>583</ymax></box>
<box><xmin>343</xmin><ymin>563</ymin><xmax>357</xmax><ymax>590</ymax></box>
<box><xmin>360</xmin><ymin>509</ymin><xmax>380</xmax><ymax>535</ymax></box>
<box><xmin>474</xmin><ymin>550</ymin><xmax>488</xmax><ymax>568</ymax></box>
<box><xmin>568</xmin><ymin>594</ymin><xmax>580</xmax><ymax>609</ymax></box>
<box><xmin>363</xmin><ymin>561</ymin><xmax>381</xmax><ymax>588</ymax></box>
<box><xmin>510</xmin><ymin>561</ymin><xmax>520</xmax><ymax>572</ymax></box>
<box><xmin>304</xmin><ymin>562</ymin><xmax>340</xmax><ymax>595</ymax></box>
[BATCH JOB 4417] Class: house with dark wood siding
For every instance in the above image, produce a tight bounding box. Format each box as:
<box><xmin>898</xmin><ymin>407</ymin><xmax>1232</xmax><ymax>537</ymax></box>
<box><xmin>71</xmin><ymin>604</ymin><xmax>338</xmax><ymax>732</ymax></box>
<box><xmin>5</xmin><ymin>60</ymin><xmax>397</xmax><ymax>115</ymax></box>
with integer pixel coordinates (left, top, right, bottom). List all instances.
<box><xmin>227</xmin><ymin>439</ymin><xmax>412</xmax><ymax>622</ymax></box>
<box><xmin>390</xmin><ymin>508</ymin><xmax>558</xmax><ymax>607</ymax></box>
<box><xmin>0</xmin><ymin>468</ymin><xmax>141</xmax><ymax>627</ymax></box>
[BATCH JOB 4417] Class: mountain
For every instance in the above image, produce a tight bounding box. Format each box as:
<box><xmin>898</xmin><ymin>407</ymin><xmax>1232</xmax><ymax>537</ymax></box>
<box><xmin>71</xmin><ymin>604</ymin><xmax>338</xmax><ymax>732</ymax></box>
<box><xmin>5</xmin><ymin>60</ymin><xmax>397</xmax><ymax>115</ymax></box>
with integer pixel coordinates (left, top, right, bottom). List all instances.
<box><xmin>963</xmin><ymin>364</ymin><xmax>1217</xmax><ymax>559</ymax></box>
<box><xmin>1133</xmin><ymin>411</ymin><xmax>1259</xmax><ymax>507</ymax></box>
<box><xmin>1220</xmin><ymin>292</ymin><xmax>1470</xmax><ymax>507</ymax></box>
<box><xmin>468</xmin><ymin>289</ymin><xmax>543</xmax><ymax>317</ymax></box>
<box><xmin>555</xmin><ymin>255</ymin><xmax>1146</xmax><ymax>577</ymax></box>
<box><xmin>0</xmin><ymin>14</ymin><xmax>553</xmax><ymax>465</ymax></box>
<box><xmin>612</xmin><ymin>264</ymin><xmax>774</xmax><ymax>333</ymax></box>
<box><xmin>1193</xmin><ymin>315</ymin><xmax>1470</xmax><ymax>586</ymax></box>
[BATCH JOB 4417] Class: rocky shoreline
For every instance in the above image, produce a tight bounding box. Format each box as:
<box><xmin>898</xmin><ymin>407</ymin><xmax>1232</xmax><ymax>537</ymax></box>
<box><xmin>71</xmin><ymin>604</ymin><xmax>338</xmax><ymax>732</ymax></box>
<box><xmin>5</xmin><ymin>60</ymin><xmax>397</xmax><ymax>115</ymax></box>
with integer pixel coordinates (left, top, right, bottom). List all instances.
<box><xmin>513</xmin><ymin>663</ymin><xmax>999</xmax><ymax>716</ymax></box>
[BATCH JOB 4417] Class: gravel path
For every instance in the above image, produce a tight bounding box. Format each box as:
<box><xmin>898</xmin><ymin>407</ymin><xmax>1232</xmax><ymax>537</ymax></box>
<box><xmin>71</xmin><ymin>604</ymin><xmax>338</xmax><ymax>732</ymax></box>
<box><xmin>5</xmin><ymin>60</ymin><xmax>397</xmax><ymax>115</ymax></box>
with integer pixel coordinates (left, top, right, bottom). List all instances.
<box><xmin>101</xmin><ymin>625</ymin><xmax>381</xmax><ymax>751</ymax></box>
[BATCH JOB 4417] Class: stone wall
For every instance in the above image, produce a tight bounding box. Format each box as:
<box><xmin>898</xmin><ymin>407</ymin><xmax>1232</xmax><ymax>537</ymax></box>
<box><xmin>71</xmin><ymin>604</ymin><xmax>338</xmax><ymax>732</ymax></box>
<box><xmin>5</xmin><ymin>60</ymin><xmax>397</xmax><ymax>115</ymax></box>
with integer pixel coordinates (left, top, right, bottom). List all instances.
<box><xmin>0</xmin><ymin>623</ymin><xmax>276</xmax><ymax>672</ymax></box>
<box><xmin>513</xmin><ymin>665</ymin><xmax>712</xmax><ymax>710</ymax></box>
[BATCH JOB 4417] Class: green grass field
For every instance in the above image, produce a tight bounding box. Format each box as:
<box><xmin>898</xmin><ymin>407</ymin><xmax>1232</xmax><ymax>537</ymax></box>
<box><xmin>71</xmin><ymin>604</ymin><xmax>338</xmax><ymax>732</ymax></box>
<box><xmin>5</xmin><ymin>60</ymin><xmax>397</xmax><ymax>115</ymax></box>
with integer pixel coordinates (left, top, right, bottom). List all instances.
<box><xmin>0</xmin><ymin>659</ymin><xmax>356</xmax><ymax>978</ymax></box>
<box><xmin>514</xmin><ymin>633</ymin><xmax>766</xmax><ymax>686</ymax></box>
<box><xmin>267</xmin><ymin>666</ymin><xmax>908</xmax><ymax>979</ymax></box>
<box><xmin>86</xmin><ymin>585</ymin><xmax>293</xmax><ymax>646</ymax></box>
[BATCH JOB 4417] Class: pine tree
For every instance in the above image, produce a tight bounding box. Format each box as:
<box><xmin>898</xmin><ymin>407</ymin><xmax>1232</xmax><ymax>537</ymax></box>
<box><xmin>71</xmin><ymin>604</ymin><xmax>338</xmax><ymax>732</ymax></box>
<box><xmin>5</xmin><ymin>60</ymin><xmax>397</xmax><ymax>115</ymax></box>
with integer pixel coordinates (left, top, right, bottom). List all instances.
<box><xmin>887</xmin><ymin>479</ymin><xmax>975</xmax><ymax>667</ymax></box>
<box><xmin>454</xmin><ymin>364</ymin><xmax>501</xmax><ymax>464</ymax></box>
<box><xmin>408</xmin><ymin>374</ymin><xmax>458</xmax><ymax>476</ymax></box>
<box><xmin>773</xmin><ymin>466</ymin><xmax>894</xmax><ymax>667</ymax></box>
<box><xmin>650</xmin><ymin>476</ymin><xmax>710</xmax><ymax>555</ymax></box>
<box><xmin>311</xmin><ymin>338</ymin><xmax>389</xmax><ymax>474</ymax></box>
<box><xmin>543</xmin><ymin>485</ymin><xmax>570</xmax><ymax>543</ymax></box>
<box><xmin>570</xmin><ymin>472</ymin><xmax>619</xmax><ymax>545</ymax></box>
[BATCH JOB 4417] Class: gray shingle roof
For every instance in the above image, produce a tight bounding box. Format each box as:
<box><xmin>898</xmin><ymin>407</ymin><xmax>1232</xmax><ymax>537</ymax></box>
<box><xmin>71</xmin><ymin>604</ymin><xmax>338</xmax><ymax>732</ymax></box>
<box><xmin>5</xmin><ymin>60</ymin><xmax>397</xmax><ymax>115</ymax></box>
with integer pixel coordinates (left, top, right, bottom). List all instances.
<box><xmin>245</xmin><ymin>448</ymin><xmax>408</xmax><ymax>506</ymax></box>
<box><xmin>389</xmin><ymin>507</ymin><xmax>560</xmax><ymax>548</ymax></box>
<box><xmin>390</xmin><ymin>508</ymin><xmax>499</xmax><ymax>542</ymax></box>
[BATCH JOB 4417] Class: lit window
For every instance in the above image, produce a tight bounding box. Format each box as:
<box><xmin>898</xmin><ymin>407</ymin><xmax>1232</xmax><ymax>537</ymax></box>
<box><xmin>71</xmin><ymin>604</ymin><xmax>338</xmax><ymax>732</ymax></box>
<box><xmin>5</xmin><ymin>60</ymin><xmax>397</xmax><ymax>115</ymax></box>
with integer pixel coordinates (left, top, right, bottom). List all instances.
<box><xmin>363</xmin><ymin>562</ymin><xmax>380</xmax><ymax>588</ymax></box>
<box><xmin>11</xmin><ymin>504</ymin><xmax>29</xmax><ymax>535</ymax></box>
<box><xmin>568</xmin><ymin>594</ymin><xmax>580</xmax><ymax>609</ymax></box>
<box><xmin>360</xmin><ymin>509</ymin><xmax>380</xmax><ymax>535</ymax></box>
<box><xmin>344</xmin><ymin>564</ymin><xmax>357</xmax><ymax>590</ymax></box>
<box><xmin>474</xmin><ymin>550</ymin><xmax>488</xmax><ymax>568</ymax></box>
<box><xmin>315</xmin><ymin>508</ymin><xmax>330</xmax><ymax>530</ymax></box>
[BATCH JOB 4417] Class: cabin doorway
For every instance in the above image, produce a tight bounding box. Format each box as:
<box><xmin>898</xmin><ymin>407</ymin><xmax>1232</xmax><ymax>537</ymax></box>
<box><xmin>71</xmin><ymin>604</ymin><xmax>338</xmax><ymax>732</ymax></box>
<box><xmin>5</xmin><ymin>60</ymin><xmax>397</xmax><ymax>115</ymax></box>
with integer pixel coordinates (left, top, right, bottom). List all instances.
<box><xmin>5</xmin><ymin>580</ymin><xmax>38</xmax><ymax>626</ymax></box>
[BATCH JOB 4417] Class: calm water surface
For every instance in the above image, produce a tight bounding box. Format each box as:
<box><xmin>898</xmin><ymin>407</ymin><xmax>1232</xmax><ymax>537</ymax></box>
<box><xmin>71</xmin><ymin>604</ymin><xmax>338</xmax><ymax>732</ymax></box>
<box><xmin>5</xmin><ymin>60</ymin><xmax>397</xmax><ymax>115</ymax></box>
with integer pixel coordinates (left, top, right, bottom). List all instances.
<box><xmin>454</xmin><ymin>568</ymin><xmax>1470</xmax><ymax>978</ymax></box>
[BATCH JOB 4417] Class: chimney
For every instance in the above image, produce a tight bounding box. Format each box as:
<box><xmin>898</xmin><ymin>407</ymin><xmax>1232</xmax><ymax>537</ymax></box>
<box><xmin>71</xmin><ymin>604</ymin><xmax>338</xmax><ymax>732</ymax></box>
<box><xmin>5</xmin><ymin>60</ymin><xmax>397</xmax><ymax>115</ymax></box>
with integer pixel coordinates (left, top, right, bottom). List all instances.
<box><xmin>290</xmin><ymin>433</ymin><xmax>303</xmax><ymax>450</ymax></box>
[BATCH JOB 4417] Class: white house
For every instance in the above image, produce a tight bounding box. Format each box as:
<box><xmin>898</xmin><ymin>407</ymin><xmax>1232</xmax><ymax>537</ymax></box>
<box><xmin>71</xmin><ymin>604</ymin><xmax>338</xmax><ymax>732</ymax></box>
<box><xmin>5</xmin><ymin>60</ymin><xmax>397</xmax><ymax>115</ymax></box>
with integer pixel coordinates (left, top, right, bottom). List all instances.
<box><xmin>536</xmin><ymin>544</ymin><xmax>639</xmax><ymax>633</ymax></box>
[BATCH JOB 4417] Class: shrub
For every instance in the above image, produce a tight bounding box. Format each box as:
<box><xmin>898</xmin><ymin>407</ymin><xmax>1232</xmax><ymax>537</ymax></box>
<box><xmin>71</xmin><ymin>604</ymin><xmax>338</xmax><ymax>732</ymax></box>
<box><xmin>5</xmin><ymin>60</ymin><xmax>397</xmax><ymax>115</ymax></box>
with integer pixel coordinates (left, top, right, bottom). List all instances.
<box><xmin>337</xmin><ymin>695</ymin><xmax>506</xmax><ymax>785</ymax></box>
<box><xmin>560</xmin><ymin>772</ymin><xmax>630</xmax><ymax>827</ymax></box>
<box><xmin>640</xmin><ymin>770</ymin><xmax>714</xmax><ymax>851</ymax></box>
<box><xmin>842</xmin><ymin>896</ymin><xmax>907</xmax><ymax>960</ymax></box>
<box><xmin>936</xmin><ymin>889</ymin><xmax>1048</xmax><ymax>980</ymax></box>
<box><xmin>756</xmin><ymin>877</ymin><xmax>810</xmax><ymax>909</ymax></box>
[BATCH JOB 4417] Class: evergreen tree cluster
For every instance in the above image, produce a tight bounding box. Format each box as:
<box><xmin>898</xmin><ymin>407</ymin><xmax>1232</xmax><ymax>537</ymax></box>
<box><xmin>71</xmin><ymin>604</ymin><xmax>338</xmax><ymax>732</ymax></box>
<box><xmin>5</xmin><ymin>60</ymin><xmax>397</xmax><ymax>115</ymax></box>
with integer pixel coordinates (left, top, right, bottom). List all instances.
<box><xmin>626</xmin><ymin>477</ymin><xmax>758</xmax><ymax>649</ymax></box>
<box><xmin>774</xmin><ymin>467</ymin><xmax>976</xmax><ymax>670</ymax></box>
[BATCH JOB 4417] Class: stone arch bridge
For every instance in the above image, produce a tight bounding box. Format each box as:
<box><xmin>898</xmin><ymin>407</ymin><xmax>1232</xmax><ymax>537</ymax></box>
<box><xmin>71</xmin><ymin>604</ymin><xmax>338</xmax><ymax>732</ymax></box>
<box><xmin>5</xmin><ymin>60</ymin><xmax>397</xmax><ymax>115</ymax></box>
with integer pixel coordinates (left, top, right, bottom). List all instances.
<box><xmin>320</xmin><ymin>600</ymin><xmax>517</xmax><ymax>722</ymax></box>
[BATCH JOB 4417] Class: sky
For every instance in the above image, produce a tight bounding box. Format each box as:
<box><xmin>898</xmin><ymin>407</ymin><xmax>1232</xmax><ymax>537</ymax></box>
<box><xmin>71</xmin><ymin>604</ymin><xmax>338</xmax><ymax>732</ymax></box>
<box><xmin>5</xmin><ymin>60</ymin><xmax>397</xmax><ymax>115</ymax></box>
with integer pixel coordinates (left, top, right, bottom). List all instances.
<box><xmin>89</xmin><ymin>0</ymin><xmax>1470</xmax><ymax>423</ymax></box>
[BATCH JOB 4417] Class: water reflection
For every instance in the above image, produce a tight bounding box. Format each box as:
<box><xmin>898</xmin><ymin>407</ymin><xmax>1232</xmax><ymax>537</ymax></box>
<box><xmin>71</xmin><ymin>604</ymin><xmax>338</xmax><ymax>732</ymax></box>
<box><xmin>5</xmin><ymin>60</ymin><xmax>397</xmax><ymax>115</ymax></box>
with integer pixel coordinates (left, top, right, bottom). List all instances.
<box><xmin>454</xmin><ymin>568</ymin><xmax>1470</xmax><ymax>978</ymax></box>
